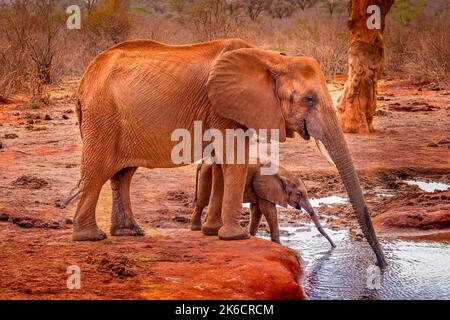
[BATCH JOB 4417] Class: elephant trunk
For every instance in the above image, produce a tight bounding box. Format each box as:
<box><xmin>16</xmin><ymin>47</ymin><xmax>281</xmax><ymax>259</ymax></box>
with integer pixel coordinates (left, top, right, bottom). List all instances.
<box><xmin>300</xmin><ymin>198</ymin><xmax>336</xmax><ymax>248</ymax></box>
<box><xmin>319</xmin><ymin>105</ymin><xmax>387</xmax><ymax>268</ymax></box>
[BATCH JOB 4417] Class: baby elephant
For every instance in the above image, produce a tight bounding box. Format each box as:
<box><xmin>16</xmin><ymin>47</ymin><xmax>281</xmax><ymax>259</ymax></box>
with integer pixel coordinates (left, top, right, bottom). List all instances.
<box><xmin>192</xmin><ymin>163</ymin><xmax>335</xmax><ymax>247</ymax></box>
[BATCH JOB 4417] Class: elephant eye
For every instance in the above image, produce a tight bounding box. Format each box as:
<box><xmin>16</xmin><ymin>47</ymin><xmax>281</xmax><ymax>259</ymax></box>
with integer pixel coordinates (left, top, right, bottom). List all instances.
<box><xmin>302</xmin><ymin>93</ymin><xmax>316</xmax><ymax>108</ymax></box>
<box><xmin>296</xmin><ymin>192</ymin><xmax>301</xmax><ymax>197</ymax></box>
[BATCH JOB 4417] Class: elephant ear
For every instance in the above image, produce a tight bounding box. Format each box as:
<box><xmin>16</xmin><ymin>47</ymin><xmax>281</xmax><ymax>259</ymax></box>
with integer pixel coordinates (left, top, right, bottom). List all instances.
<box><xmin>206</xmin><ymin>48</ymin><xmax>287</xmax><ymax>142</ymax></box>
<box><xmin>253</xmin><ymin>171</ymin><xmax>288</xmax><ymax>208</ymax></box>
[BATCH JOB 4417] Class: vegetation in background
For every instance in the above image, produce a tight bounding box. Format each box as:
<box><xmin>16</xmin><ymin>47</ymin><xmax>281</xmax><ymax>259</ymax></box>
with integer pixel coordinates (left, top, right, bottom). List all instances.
<box><xmin>0</xmin><ymin>0</ymin><xmax>65</xmax><ymax>101</ymax></box>
<box><xmin>0</xmin><ymin>0</ymin><xmax>449</xmax><ymax>99</ymax></box>
<box><xmin>390</xmin><ymin>0</ymin><xmax>427</xmax><ymax>25</ymax></box>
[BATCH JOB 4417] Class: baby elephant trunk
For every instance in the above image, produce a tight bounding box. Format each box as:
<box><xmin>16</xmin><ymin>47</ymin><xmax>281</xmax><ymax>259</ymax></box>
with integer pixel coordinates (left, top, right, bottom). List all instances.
<box><xmin>300</xmin><ymin>199</ymin><xmax>336</xmax><ymax>248</ymax></box>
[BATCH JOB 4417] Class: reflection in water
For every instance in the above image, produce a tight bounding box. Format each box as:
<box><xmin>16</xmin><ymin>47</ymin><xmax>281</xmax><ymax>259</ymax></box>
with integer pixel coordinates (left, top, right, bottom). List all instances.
<box><xmin>258</xmin><ymin>222</ymin><xmax>450</xmax><ymax>300</ymax></box>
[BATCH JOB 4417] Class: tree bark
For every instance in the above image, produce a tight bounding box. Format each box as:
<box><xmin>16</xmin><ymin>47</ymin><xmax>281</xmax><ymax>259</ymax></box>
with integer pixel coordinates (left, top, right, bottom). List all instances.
<box><xmin>337</xmin><ymin>0</ymin><xmax>394</xmax><ymax>133</ymax></box>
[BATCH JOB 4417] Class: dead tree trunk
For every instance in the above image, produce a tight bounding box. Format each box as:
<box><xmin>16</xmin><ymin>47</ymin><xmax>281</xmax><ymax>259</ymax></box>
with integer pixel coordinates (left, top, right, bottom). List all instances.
<box><xmin>337</xmin><ymin>0</ymin><xmax>394</xmax><ymax>133</ymax></box>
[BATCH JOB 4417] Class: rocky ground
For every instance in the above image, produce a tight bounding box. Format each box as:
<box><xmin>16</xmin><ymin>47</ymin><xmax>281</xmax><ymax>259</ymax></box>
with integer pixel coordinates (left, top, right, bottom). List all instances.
<box><xmin>0</xmin><ymin>78</ymin><xmax>449</xmax><ymax>299</ymax></box>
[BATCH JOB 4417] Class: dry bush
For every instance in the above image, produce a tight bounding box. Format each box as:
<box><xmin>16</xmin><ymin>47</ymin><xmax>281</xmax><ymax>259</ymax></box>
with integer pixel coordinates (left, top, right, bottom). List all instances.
<box><xmin>84</xmin><ymin>0</ymin><xmax>132</xmax><ymax>44</ymax></box>
<box><xmin>292</xmin><ymin>17</ymin><xmax>348</xmax><ymax>79</ymax></box>
<box><xmin>383</xmin><ymin>19</ymin><xmax>410</xmax><ymax>76</ymax></box>
<box><xmin>45</xmin><ymin>0</ymin><xmax>137</xmax><ymax>79</ymax></box>
<box><xmin>269</xmin><ymin>0</ymin><xmax>296</xmax><ymax>19</ymax></box>
<box><xmin>183</xmin><ymin>0</ymin><xmax>243</xmax><ymax>41</ymax></box>
<box><xmin>293</xmin><ymin>0</ymin><xmax>315</xmax><ymax>11</ymax></box>
<box><xmin>27</xmin><ymin>1</ymin><xmax>65</xmax><ymax>85</ymax></box>
<box><xmin>166</xmin><ymin>0</ymin><xmax>196</xmax><ymax>15</ymax></box>
<box><xmin>319</xmin><ymin>0</ymin><xmax>347</xmax><ymax>16</ymax></box>
<box><xmin>384</xmin><ymin>15</ymin><xmax>450</xmax><ymax>86</ymax></box>
<box><xmin>0</xmin><ymin>2</ymin><xmax>31</xmax><ymax>95</ymax></box>
<box><xmin>0</xmin><ymin>0</ymin><xmax>64</xmax><ymax>98</ymax></box>
<box><xmin>242</xmin><ymin>14</ymin><xmax>348</xmax><ymax>80</ymax></box>
<box><xmin>131</xmin><ymin>16</ymin><xmax>193</xmax><ymax>44</ymax></box>
<box><xmin>406</xmin><ymin>25</ymin><xmax>450</xmax><ymax>86</ymax></box>
<box><xmin>80</xmin><ymin>0</ymin><xmax>133</xmax><ymax>63</ymax></box>
<box><xmin>240</xmin><ymin>16</ymin><xmax>299</xmax><ymax>51</ymax></box>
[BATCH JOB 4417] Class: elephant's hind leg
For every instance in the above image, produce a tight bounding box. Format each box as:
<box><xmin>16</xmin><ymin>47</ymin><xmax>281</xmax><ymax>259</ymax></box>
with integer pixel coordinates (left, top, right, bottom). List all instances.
<box><xmin>202</xmin><ymin>164</ymin><xmax>224</xmax><ymax>235</ymax></box>
<box><xmin>249</xmin><ymin>203</ymin><xmax>262</xmax><ymax>236</ymax></box>
<box><xmin>73</xmin><ymin>171</ymin><xmax>109</xmax><ymax>241</ymax></box>
<box><xmin>192</xmin><ymin>165</ymin><xmax>213</xmax><ymax>231</ymax></box>
<box><xmin>191</xmin><ymin>206</ymin><xmax>204</xmax><ymax>231</ymax></box>
<box><xmin>110</xmin><ymin>167</ymin><xmax>144</xmax><ymax>237</ymax></box>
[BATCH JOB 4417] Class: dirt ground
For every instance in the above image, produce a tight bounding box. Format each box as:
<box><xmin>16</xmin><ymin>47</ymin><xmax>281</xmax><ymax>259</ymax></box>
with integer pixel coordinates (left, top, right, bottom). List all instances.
<box><xmin>0</xmin><ymin>78</ymin><xmax>449</xmax><ymax>299</ymax></box>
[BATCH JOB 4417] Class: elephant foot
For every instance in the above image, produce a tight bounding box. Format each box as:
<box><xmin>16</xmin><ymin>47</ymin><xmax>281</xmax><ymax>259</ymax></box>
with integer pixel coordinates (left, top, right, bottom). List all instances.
<box><xmin>191</xmin><ymin>222</ymin><xmax>202</xmax><ymax>231</ymax></box>
<box><xmin>218</xmin><ymin>225</ymin><xmax>250</xmax><ymax>241</ymax></box>
<box><xmin>73</xmin><ymin>225</ymin><xmax>107</xmax><ymax>241</ymax></box>
<box><xmin>271</xmin><ymin>237</ymin><xmax>281</xmax><ymax>244</ymax></box>
<box><xmin>111</xmin><ymin>224</ymin><xmax>145</xmax><ymax>237</ymax></box>
<box><xmin>201</xmin><ymin>225</ymin><xmax>221</xmax><ymax>236</ymax></box>
<box><xmin>190</xmin><ymin>209</ymin><xmax>203</xmax><ymax>231</ymax></box>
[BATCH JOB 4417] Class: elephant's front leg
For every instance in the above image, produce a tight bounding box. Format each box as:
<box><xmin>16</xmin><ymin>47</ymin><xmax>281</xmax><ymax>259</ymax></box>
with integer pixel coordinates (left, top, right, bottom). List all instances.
<box><xmin>218</xmin><ymin>164</ymin><xmax>250</xmax><ymax>240</ymax></box>
<box><xmin>110</xmin><ymin>167</ymin><xmax>144</xmax><ymax>236</ymax></box>
<box><xmin>259</xmin><ymin>199</ymin><xmax>280</xmax><ymax>243</ymax></box>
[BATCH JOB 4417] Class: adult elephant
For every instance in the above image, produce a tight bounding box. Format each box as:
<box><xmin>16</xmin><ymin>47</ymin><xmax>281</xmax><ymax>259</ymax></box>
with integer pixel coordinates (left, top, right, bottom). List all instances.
<box><xmin>75</xmin><ymin>39</ymin><xmax>387</xmax><ymax>267</ymax></box>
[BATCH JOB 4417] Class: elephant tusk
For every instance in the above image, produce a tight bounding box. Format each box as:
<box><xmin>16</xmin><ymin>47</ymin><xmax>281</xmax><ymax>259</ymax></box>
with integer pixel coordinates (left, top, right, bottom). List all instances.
<box><xmin>313</xmin><ymin>138</ymin><xmax>336</xmax><ymax>167</ymax></box>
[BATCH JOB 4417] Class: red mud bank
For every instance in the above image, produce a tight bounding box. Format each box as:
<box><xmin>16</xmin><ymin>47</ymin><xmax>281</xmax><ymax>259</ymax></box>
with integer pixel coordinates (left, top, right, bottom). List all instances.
<box><xmin>0</xmin><ymin>225</ymin><xmax>304</xmax><ymax>300</ymax></box>
<box><xmin>373</xmin><ymin>191</ymin><xmax>450</xmax><ymax>236</ymax></box>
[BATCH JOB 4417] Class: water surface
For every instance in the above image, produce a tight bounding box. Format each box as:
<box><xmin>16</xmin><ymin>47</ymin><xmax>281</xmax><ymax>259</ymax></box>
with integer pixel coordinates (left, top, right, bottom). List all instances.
<box><xmin>404</xmin><ymin>180</ymin><xmax>450</xmax><ymax>192</ymax></box>
<box><xmin>259</xmin><ymin>222</ymin><xmax>450</xmax><ymax>300</ymax></box>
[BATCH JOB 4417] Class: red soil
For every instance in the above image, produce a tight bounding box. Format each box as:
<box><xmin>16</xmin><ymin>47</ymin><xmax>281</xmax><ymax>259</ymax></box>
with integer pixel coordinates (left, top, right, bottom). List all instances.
<box><xmin>0</xmin><ymin>225</ymin><xmax>304</xmax><ymax>299</ymax></box>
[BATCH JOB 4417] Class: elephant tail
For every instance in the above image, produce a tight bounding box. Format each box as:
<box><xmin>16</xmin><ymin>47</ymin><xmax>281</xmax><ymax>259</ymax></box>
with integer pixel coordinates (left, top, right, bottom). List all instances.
<box><xmin>194</xmin><ymin>164</ymin><xmax>202</xmax><ymax>204</ymax></box>
<box><xmin>76</xmin><ymin>99</ymin><xmax>83</xmax><ymax>139</ymax></box>
<box><xmin>62</xmin><ymin>180</ymin><xmax>81</xmax><ymax>208</ymax></box>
